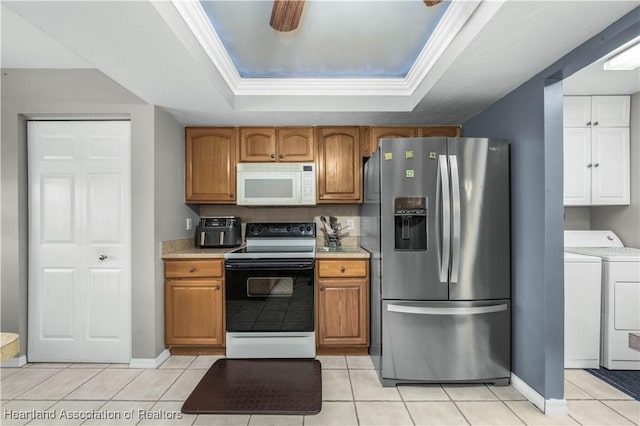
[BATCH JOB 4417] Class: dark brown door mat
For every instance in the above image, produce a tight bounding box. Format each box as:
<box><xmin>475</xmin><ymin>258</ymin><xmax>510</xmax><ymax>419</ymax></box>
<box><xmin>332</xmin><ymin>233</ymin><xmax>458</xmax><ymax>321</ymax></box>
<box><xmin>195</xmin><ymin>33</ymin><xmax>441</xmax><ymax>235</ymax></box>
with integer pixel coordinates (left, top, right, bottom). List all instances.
<box><xmin>182</xmin><ymin>358</ymin><xmax>322</xmax><ymax>415</ymax></box>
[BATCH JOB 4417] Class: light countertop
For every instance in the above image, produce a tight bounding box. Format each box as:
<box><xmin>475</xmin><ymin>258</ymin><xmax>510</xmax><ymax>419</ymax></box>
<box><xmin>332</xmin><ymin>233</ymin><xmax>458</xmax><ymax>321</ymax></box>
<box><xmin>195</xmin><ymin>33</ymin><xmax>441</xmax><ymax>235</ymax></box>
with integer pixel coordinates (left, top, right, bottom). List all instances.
<box><xmin>161</xmin><ymin>245</ymin><xmax>370</xmax><ymax>259</ymax></box>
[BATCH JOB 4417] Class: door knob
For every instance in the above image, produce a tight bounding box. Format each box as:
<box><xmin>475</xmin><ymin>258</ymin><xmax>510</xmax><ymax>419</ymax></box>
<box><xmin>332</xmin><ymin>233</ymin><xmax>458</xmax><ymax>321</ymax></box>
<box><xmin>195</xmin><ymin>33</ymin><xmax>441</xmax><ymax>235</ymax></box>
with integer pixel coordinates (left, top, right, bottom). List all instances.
<box><xmin>98</xmin><ymin>255</ymin><xmax>108</xmax><ymax>261</ymax></box>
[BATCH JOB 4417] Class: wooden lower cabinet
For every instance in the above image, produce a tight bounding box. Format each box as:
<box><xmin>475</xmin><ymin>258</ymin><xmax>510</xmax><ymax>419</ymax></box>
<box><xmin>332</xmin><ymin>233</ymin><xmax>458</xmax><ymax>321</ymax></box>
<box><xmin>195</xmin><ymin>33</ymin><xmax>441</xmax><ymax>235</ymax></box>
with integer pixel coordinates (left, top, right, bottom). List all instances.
<box><xmin>164</xmin><ymin>259</ymin><xmax>225</xmax><ymax>351</ymax></box>
<box><xmin>316</xmin><ymin>259</ymin><xmax>369</xmax><ymax>354</ymax></box>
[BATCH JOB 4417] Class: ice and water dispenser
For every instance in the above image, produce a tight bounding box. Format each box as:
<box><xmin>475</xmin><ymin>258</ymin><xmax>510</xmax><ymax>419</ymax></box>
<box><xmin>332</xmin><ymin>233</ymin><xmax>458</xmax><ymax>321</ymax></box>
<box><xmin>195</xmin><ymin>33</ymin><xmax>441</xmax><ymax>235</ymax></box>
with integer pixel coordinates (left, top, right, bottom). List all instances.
<box><xmin>393</xmin><ymin>196</ymin><xmax>427</xmax><ymax>251</ymax></box>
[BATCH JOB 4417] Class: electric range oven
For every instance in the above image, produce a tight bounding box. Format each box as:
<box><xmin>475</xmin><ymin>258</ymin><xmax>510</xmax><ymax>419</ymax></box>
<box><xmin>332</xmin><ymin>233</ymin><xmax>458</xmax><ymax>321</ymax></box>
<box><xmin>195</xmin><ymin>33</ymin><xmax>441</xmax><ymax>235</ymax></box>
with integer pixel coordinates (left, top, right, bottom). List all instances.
<box><xmin>224</xmin><ymin>222</ymin><xmax>316</xmax><ymax>358</ymax></box>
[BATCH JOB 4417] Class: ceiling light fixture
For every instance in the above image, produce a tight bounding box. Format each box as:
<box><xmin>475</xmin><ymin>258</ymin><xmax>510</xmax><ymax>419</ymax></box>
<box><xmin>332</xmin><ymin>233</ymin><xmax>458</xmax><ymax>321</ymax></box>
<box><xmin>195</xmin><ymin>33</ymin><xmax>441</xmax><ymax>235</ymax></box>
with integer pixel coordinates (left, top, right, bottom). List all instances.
<box><xmin>603</xmin><ymin>42</ymin><xmax>640</xmax><ymax>70</ymax></box>
<box><xmin>270</xmin><ymin>0</ymin><xmax>305</xmax><ymax>32</ymax></box>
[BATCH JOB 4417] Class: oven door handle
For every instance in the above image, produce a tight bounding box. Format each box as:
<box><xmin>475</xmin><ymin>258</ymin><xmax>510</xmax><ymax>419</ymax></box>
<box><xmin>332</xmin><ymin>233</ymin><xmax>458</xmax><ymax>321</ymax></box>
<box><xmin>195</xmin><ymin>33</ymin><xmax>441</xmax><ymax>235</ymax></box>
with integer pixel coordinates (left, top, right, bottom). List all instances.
<box><xmin>225</xmin><ymin>260</ymin><xmax>314</xmax><ymax>270</ymax></box>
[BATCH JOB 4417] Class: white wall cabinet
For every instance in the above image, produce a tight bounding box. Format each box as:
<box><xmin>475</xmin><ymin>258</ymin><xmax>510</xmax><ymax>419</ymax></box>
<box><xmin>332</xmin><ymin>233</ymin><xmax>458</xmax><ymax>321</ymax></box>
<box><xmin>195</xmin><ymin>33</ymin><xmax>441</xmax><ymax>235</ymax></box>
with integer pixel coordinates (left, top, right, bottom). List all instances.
<box><xmin>563</xmin><ymin>96</ymin><xmax>630</xmax><ymax>206</ymax></box>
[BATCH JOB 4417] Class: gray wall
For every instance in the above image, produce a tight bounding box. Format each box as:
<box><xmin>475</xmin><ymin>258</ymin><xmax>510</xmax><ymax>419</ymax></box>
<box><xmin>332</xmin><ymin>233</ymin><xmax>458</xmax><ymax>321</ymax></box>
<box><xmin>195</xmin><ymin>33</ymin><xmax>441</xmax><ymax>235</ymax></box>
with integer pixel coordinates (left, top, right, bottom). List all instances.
<box><xmin>462</xmin><ymin>8</ymin><xmax>640</xmax><ymax>400</ymax></box>
<box><xmin>153</xmin><ymin>107</ymin><xmax>200</xmax><ymax>355</ymax></box>
<box><xmin>564</xmin><ymin>207</ymin><xmax>591</xmax><ymax>230</ymax></box>
<box><xmin>591</xmin><ymin>92</ymin><xmax>640</xmax><ymax>247</ymax></box>
<box><xmin>1</xmin><ymin>69</ymin><xmax>193</xmax><ymax>360</ymax></box>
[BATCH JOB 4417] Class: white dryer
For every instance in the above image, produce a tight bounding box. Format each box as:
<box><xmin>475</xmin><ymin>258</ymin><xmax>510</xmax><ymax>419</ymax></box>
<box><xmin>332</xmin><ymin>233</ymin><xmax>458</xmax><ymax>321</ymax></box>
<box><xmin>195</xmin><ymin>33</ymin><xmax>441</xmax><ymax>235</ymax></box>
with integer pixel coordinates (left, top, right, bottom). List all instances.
<box><xmin>565</xmin><ymin>230</ymin><xmax>640</xmax><ymax>370</ymax></box>
<box><xmin>563</xmin><ymin>250</ymin><xmax>601</xmax><ymax>368</ymax></box>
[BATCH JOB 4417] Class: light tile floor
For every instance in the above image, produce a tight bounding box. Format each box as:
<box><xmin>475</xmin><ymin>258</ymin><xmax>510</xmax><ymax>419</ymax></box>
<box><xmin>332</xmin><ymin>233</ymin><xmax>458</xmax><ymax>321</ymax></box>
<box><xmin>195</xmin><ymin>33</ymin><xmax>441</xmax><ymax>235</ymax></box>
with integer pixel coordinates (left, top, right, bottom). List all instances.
<box><xmin>0</xmin><ymin>356</ymin><xmax>637</xmax><ymax>425</ymax></box>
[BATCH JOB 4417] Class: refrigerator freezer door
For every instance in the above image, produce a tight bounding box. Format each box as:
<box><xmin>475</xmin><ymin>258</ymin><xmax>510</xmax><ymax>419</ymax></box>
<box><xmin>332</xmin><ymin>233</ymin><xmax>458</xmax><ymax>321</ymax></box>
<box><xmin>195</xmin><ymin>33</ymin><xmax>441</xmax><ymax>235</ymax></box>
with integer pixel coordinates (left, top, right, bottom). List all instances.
<box><xmin>381</xmin><ymin>300</ymin><xmax>511</xmax><ymax>384</ymax></box>
<box><xmin>447</xmin><ymin>139</ymin><xmax>510</xmax><ymax>300</ymax></box>
<box><xmin>380</xmin><ymin>138</ymin><xmax>448</xmax><ymax>300</ymax></box>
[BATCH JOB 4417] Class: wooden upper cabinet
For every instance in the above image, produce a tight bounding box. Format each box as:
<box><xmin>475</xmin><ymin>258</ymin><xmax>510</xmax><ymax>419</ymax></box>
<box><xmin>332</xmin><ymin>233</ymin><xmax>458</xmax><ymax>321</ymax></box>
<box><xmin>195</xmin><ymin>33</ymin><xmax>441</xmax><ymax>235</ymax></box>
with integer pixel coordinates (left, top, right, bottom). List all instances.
<box><xmin>363</xmin><ymin>126</ymin><xmax>418</xmax><ymax>157</ymax></box>
<box><xmin>362</xmin><ymin>126</ymin><xmax>462</xmax><ymax>157</ymax></box>
<box><xmin>277</xmin><ymin>127</ymin><xmax>315</xmax><ymax>161</ymax></box>
<box><xmin>185</xmin><ymin>127</ymin><xmax>236</xmax><ymax>204</ymax></box>
<box><xmin>316</xmin><ymin>127</ymin><xmax>362</xmax><ymax>203</ymax></box>
<box><xmin>239</xmin><ymin>127</ymin><xmax>277</xmax><ymax>162</ymax></box>
<box><xmin>239</xmin><ymin>127</ymin><xmax>314</xmax><ymax>162</ymax></box>
<box><xmin>417</xmin><ymin>125</ymin><xmax>461</xmax><ymax>138</ymax></box>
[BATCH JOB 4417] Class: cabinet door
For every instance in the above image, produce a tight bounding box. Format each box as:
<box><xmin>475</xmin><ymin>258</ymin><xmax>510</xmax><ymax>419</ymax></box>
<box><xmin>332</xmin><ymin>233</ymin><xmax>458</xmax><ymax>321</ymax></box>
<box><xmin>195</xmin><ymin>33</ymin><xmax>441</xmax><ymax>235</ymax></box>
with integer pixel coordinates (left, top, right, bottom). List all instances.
<box><xmin>185</xmin><ymin>128</ymin><xmax>236</xmax><ymax>203</ymax></box>
<box><xmin>239</xmin><ymin>127</ymin><xmax>277</xmax><ymax>162</ymax></box>
<box><xmin>417</xmin><ymin>126</ymin><xmax>461</xmax><ymax>138</ymax></box>
<box><xmin>591</xmin><ymin>127</ymin><xmax>630</xmax><ymax>205</ymax></box>
<box><xmin>364</xmin><ymin>127</ymin><xmax>417</xmax><ymax>157</ymax></box>
<box><xmin>563</xmin><ymin>128</ymin><xmax>592</xmax><ymax>206</ymax></box>
<box><xmin>317</xmin><ymin>127</ymin><xmax>362</xmax><ymax>203</ymax></box>
<box><xmin>165</xmin><ymin>279</ymin><xmax>224</xmax><ymax>346</ymax></box>
<box><xmin>591</xmin><ymin>96</ymin><xmax>630</xmax><ymax>127</ymax></box>
<box><xmin>276</xmin><ymin>127</ymin><xmax>314</xmax><ymax>162</ymax></box>
<box><xmin>564</xmin><ymin>96</ymin><xmax>591</xmax><ymax>127</ymax></box>
<box><xmin>317</xmin><ymin>278</ymin><xmax>368</xmax><ymax>346</ymax></box>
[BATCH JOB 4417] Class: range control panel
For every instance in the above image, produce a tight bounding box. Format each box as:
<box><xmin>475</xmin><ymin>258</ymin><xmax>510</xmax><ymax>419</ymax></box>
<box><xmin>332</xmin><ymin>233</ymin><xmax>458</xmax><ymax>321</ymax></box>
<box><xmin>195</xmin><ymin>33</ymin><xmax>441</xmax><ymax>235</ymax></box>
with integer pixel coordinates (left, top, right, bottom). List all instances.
<box><xmin>245</xmin><ymin>222</ymin><xmax>316</xmax><ymax>238</ymax></box>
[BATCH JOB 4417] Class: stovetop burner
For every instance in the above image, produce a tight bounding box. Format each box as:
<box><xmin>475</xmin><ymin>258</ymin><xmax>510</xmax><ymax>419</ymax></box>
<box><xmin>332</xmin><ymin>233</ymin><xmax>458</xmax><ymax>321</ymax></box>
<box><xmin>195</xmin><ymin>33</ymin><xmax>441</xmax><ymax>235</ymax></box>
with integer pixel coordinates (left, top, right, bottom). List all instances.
<box><xmin>225</xmin><ymin>222</ymin><xmax>317</xmax><ymax>261</ymax></box>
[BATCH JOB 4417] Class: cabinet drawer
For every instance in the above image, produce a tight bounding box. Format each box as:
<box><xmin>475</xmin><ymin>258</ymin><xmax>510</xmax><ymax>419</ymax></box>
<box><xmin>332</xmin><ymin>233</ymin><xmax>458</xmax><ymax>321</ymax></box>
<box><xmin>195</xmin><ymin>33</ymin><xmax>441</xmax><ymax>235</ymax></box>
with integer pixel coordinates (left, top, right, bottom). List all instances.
<box><xmin>318</xmin><ymin>260</ymin><xmax>367</xmax><ymax>278</ymax></box>
<box><xmin>165</xmin><ymin>260</ymin><xmax>223</xmax><ymax>278</ymax></box>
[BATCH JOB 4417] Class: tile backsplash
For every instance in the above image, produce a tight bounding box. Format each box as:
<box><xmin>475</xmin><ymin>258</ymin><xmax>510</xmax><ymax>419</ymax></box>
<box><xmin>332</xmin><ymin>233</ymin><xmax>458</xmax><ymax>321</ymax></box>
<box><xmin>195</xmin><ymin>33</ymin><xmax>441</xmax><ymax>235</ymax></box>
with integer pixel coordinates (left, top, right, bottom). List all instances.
<box><xmin>198</xmin><ymin>205</ymin><xmax>361</xmax><ymax>247</ymax></box>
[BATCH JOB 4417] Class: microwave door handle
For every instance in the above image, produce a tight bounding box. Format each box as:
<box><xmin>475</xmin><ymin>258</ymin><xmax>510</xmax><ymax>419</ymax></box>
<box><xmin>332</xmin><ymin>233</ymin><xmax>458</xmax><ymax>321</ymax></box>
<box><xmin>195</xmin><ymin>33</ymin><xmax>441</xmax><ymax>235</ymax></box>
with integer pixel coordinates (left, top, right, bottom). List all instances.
<box><xmin>200</xmin><ymin>231</ymin><xmax>206</xmax><ymax>247</ymax></box>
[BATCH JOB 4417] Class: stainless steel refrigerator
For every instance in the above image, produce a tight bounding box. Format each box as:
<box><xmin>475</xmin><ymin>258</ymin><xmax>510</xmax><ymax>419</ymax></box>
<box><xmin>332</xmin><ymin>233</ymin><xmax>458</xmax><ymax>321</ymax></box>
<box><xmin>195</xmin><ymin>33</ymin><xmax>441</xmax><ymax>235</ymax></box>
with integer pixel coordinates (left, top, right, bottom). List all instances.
<box><xmin>361</xmin><ymin>137</ymin><xmax>511</xmax><ymax>386</ymax></box>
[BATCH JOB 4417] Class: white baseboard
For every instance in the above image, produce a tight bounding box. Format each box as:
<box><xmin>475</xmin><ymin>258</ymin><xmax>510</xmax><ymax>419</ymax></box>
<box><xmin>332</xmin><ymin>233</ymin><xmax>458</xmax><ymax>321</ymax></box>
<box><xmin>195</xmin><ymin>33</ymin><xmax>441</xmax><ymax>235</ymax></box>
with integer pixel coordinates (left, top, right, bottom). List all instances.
<box><xmin>511</xmin><ymin>373</ymin><xmax>568</xmax><ymax>415</ymax></box>
<box><xmin>0</xmin><ymin>355</ymin><xmax>27</xmax><ymax>368</ymax></box>
<box><xmin>129</xmin><ymin>349</ymin><xmax>170</xmax><ymax>369</ymax></box>
<box><xmin>545</xmin><ymin>398</ymin><xmax>569</xmax><ymax>415</ymax></box>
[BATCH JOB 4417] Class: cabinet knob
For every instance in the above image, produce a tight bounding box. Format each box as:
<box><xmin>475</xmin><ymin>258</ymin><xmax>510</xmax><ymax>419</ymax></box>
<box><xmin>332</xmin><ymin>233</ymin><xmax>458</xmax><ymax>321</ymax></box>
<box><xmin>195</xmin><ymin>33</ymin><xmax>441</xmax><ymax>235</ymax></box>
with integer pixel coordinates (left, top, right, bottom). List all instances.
<box><xmin>279</xmin><ymin>153</ymin><xmax>284</xmax><ymax>159</ymax></box>
<box><xmin>229</xmin><ymin>193</ymin><xmax>234</xmax><ymax>198</ymax></box>
<box><xmin>320</xmin><ymin>192</ymin><xmax>324</xmax><ymax>197</ymax></box>
<box><xmin>270</xmin><ymin>153</ymin><xmax>275</xmax><ymax>159</ymax></box>
<box><xmin>593</xmin><ymin>121</ymin><xmax>599</xmax><ymax>126</ymax></box>
<box><xmin>320</xmin><ymin>285</ymin><xmax>324</xmax><ymax>291</ymax></box>
<box><xmin>214</xmin><ymin>285</ymin><xmax>220</xmax><ymax>290</ymax></box>
<box><xmin>594</xmin><ymin>163</ymin><xmax>600</xmax><ymax>168</ymax></box>
<box><xmin>587</xmin><ymin>163</ymin><xmax>593</xmax><ymax>168</ymax></box>
<box><xmin>586</xmin><ymin>121</ymin><xmax>592</xmax><ymax>126</ymax></box>
<box><xmin>189</xmin><ymin>267</ymin><xmax>196</xmax><ymax>272</ymax></box>
<box><xmin>340</xmin><ymin>266</ymin><xmax>346</xmax><ymax>273</ymax></box>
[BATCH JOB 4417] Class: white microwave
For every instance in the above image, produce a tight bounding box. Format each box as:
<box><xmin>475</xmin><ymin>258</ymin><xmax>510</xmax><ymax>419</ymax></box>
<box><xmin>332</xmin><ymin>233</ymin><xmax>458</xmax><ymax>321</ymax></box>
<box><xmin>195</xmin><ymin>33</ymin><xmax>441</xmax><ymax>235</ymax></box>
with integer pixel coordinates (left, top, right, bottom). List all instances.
<box><xmin>236</xmin><ymin>163</ymin><xmax>316</xmax><ymax>206</ymax></box>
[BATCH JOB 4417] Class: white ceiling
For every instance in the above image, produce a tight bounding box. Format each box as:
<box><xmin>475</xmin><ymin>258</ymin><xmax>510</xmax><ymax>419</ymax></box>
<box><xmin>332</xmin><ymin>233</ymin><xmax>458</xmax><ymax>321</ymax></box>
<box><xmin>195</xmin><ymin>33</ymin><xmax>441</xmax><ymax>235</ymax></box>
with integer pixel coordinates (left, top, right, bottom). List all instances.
<box><xmin>1</xmin><ymin>1</ymin><xmax>638</xmax><ymax>126</ymax></box>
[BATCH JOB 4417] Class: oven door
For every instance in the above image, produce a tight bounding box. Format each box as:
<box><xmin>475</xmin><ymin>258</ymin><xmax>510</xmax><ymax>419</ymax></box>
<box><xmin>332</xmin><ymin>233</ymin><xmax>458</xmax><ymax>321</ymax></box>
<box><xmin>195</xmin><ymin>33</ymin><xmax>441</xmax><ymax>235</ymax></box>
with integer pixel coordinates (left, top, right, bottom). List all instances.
<box><xmin>225</xmin><ymin>259</ymin><xmax>314</xmax><ymax>333</ymax></box>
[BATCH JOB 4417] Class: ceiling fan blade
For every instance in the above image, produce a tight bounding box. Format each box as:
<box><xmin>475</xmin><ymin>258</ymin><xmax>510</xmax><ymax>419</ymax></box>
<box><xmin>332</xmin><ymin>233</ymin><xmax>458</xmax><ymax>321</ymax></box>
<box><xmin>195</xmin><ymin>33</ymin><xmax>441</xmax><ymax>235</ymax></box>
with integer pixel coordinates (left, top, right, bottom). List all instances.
<box><xmin>423</xmin><ymin>0</ymin><xmax>443</xmax><ymax>6</ymax></box>
<box><xmin>270</xmin><ymin>0</ymin><xmax>305</xmax><ymax>32</ymax></box>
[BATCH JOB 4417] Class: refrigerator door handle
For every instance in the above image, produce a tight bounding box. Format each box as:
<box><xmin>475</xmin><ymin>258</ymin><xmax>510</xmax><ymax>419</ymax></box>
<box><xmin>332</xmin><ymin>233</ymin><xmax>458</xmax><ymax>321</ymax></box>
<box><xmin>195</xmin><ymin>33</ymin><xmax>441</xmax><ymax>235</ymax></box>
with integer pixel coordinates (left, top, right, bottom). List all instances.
<box><xmin>387</xmin><ymin>303</ymin><xmax>508</xmax><ymax>315</ymax></box>
<box><xmin>438</xmin><ymin>155</ymin><xmax>451</xmax><ymax>283</ymax></box>
<box><xmin>449</xmin><ymin>155</ymin><xmax>461</xmax><ymax>284</ymax></box>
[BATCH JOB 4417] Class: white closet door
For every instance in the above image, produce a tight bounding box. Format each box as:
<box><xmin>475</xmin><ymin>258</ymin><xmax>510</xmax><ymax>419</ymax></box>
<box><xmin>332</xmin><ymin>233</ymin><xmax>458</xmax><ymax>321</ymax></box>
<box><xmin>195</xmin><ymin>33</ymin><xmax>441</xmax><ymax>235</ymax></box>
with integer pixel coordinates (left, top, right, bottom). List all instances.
<box><xmin>28</xmin><ymin>121</ymin><xmax>131</xmax><ymax>363</ymax></box>
<box><xmin>591</xmin><ymin>96</ymin><xmax>630</xmax><ymax>127</ymax></box>
<box><xmin>563</xmin><ymin>127</ymin><xmax>592</xmax><ymax>206</ymax></box>
<box><xmin>591</xmin><ymin>127</ymin><xmax>630</xmax><ymax>205</ymax></box>
<box><xmin>563</xmin><ymin>96</ymin><xmax>591</xmax><ymax>127</ymax></box>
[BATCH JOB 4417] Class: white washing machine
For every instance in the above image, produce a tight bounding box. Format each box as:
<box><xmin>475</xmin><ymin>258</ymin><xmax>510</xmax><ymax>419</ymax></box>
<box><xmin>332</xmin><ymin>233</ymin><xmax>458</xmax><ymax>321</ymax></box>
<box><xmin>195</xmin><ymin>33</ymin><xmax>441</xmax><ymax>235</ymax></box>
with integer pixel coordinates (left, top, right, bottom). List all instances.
<box><xmin>563</xmin><ymin>250</ymin><xmax>602</xmax><ymax>368</ymax></box>
<box><xmin>565</xmin><ymin>230</ymin><xmax>640</xmax><ymax>370</ymax></box>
